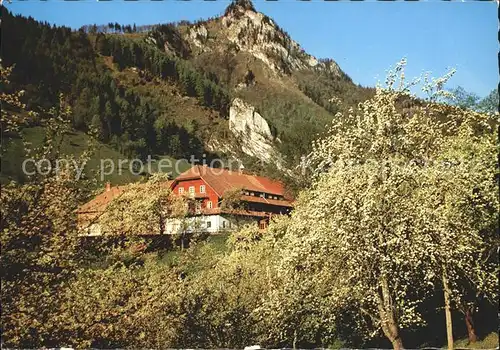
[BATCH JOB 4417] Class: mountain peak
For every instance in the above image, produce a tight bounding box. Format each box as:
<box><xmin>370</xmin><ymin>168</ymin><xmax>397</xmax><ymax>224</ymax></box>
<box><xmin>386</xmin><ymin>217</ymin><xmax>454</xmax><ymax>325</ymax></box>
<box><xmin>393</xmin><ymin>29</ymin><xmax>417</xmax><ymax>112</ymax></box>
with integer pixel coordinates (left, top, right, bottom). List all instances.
<box><xmin>224</xmin><ymin>0</ymin><xmax>256</xmax><ymax>16</ymax></box>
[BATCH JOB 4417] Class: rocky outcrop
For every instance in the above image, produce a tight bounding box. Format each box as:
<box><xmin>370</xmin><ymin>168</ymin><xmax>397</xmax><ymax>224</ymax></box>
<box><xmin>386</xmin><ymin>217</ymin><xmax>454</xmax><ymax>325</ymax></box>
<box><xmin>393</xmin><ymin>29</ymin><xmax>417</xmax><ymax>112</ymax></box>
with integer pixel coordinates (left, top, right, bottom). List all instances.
<box><xmin>230</xmin><ymin>98</ymin><xmax>273</xmax><ymax>141</ymax></box>
<box><xmin>188</xmin><ymin>24</ymin><xmax>209</xmax><ymax>49</ymax></box>
<box><xmin>177</xmin><ymin>0</ymin><xmax>343</xmax><ymax>78</ymax></box>
<box><xmin>220</xmin><ymin>4</ymin><xmax>342</xmax><ymax>77</ymax></box>
<box><xmin>229</xmin><ymin>98</ymin><xmax>274</xmax><ymax>161</ymax></box>
<box><xmin>228</xmin><ymin>98</ymin><xmax>287</xmax><ymax>170</ymax></box>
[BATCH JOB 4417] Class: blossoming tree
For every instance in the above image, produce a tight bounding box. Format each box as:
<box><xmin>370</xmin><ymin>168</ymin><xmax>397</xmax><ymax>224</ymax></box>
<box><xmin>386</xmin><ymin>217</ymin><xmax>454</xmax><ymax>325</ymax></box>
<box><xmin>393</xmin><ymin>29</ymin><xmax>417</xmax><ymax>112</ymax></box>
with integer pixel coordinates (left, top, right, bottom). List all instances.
<box><xmin>277</xmin><ymin>60</ymin><xmax>498</xmax><ymax>349</ymax></box>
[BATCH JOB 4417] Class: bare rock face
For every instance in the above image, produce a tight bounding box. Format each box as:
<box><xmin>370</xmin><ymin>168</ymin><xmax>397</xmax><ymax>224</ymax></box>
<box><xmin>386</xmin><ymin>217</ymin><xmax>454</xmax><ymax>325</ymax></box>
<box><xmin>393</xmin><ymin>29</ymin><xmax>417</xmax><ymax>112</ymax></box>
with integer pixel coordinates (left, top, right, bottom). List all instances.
<box><xmin>188</xmin><ymin>24</ymin><xmax>209</xmax><ymax>49</ymax></box>
<box><xmin>228</xmin><ymin>98</ymin><xmax>290</xmax><ymax>171</ymax></box>
<box><xmin>177</xmin><ymin>0</ymin><xmax>343</xmax><ymax>78</ymax></box>
<box><xmin>220</xmin><ymin>3</ymin><xmax>342</xmax><ymax>77</ymax></box>
<box><xmin>230</xmin><ymin>98</ymin><xmax>272</xmax><ymax>139</ymax></box>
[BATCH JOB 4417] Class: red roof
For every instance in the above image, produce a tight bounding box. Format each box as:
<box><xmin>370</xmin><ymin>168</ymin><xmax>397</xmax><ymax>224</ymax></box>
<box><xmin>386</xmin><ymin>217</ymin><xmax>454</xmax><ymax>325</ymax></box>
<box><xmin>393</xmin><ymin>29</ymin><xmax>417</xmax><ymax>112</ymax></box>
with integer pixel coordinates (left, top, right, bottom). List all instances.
<box><xmin>172</xmin><ymin>165</ymin><xmax>290</xmax><ymax>199</ymax></box>
<box><xmin>77</xmin><ymin>166</ymin><xmax>293</xmax><ymax>231</ymax></box>
<box><xmin>78</xmin><ymin>185</ymin><xmax>129</xmax><ymax>214</ymax></box>
<box><xmin>77</xmin><ymin>181</ymin><xmax>172</xmax><ymax>227</ymax></box>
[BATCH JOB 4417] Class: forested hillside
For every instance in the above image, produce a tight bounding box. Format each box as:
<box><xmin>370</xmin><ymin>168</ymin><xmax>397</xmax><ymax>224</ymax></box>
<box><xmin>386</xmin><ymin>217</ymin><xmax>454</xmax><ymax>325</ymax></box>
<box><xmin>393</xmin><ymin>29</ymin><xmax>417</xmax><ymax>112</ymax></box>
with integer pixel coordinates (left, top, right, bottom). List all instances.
<box><xmin>1</xmin><ymin>1</ymin><xmax>374</xmax><ymax>188</ymax></box>
<box><xmin>2</xmin><ymin>10</ymin><xmax>214</xmax><ymax>163</ymax></box>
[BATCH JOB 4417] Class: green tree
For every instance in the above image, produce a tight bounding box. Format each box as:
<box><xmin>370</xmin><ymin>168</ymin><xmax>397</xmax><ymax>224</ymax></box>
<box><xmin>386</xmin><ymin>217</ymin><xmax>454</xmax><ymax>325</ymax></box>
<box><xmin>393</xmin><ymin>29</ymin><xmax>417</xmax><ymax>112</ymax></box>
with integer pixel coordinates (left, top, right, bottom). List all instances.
<box><xmin>410</xmin><ymin>112</ymin><xmax>498</xmax><ymax>346</ymax></box>
<box><xmin>91</xmin><ymin>114</ymin><xmax>104</xmax><ymax>141</ymax></box>
<box><xmin>446</xmin><ymin>86</ymin><xmax>480</xmax><ymax>110</ymax></box>
<box><xmin>477</xmin><ymin>88</ymin><xmax>499</xmax><ymax>114</ymax></box>
<box><xmin>169</xmin><ymin>134</ymin><xmax>182</xmax><ymax>158</ymax></box>
<box><xmin>59</xmin><ymin>260</ymin><xmax>186</xmax><ymax>348</ymax></box>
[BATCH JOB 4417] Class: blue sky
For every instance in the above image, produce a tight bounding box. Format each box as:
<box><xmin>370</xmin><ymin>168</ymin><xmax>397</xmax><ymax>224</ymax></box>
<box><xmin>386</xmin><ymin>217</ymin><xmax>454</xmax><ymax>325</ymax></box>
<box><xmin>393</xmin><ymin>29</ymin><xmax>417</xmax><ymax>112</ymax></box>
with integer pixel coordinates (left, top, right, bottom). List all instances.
<box><xmin>7</xmin><ymin>0</ymin><xmax>499</xmax><ymax>98</ymax></box>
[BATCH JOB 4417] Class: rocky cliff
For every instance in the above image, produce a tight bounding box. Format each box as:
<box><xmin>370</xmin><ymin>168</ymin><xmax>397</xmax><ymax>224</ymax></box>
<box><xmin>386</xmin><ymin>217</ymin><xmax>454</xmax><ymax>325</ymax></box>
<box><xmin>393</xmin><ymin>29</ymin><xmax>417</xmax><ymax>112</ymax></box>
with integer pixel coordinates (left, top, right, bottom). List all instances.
<box><xmin>173</xmin><ymin>0</ymin><xmax>350</xmax><ymax>171</ymax></box>
<box><xmin>206</xmin><ymin>97</ymin><xmax>287</xmax><ymax>170</ymax></box>
<box><xmin>229</xmin><ymin>98</ymin><xmax>277</xmax><ymax>162</ymax></box>
<box><xmin>184</xmin><ymin>0</ymin><xmax>343</xmax><ymax>78</ymax></box>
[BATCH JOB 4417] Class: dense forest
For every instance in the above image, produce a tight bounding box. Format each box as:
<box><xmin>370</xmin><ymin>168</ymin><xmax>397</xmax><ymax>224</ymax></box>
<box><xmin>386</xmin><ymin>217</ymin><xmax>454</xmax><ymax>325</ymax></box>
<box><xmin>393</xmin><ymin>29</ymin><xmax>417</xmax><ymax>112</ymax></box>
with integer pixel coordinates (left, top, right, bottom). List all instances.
<box><xmin>2</xmin><ymin>10</ymin><xmax>228</xmax><ymax>163</ymax></box>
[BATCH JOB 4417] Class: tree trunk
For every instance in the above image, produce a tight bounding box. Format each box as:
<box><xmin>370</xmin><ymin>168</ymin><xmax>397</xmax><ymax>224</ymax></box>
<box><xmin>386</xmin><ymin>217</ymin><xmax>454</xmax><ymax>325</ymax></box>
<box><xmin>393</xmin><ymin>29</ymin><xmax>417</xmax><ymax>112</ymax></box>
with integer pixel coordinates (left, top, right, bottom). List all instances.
<box><xmin>378</xmin><ymin>276</ymin><xmax>405</xmax><ymax>350</ymax></box>
<box><xmin>292</xmin><ymin>329</ymin><xmax>298</xmax><ymax>350</ymax></box>
<box><xmin>464</xmin><ymin>307</ymin><xmax>477</xmax><ymax>343</ymax></box>
<box><xmin>391</xmin><ymin>337</ymin><xmax>404</xmax><ymax>350</ymax></box>
<box><xmin>442</xmin><ymin>270</ymin><xmax>454</xmax><ymax>350</ymax></box>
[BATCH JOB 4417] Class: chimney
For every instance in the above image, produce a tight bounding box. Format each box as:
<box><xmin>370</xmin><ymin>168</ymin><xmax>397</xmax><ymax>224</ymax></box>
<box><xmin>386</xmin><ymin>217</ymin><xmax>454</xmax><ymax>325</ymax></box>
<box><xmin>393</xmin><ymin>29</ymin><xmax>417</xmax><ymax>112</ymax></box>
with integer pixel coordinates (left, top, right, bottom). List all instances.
<box><xmin>105</xmin><ymin>182</ymin><xmax>111</xmax><ymax>192</ymax></box>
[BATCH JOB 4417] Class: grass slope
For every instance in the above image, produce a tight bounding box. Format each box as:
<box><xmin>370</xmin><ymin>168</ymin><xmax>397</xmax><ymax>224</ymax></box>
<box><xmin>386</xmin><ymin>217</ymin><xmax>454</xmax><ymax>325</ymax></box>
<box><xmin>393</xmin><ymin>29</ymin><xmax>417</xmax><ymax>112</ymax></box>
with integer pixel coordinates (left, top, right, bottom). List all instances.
<box><xmin>2</xmin><ymin>127</ymin><xmax>192</xmax><ymax>186</ymax></box>
<box><xmin>2</xmin><ymin>127</ymin><xmax>140</xmax><ymax>186</ymax></box>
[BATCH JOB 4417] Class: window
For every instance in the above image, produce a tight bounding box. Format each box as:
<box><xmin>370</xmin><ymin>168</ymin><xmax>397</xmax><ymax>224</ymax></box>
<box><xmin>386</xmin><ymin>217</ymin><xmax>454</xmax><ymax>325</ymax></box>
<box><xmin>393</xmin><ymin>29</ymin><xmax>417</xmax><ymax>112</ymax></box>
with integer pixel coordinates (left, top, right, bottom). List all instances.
<box><xmin>207</xmin><ymin>201</ymin><xmax>213</xmax><ymax>209</ymax></box>
<box><xmin>222</xmin><ymin>221</ymin><xmax>226</xmax><ymax>229</ymax></box>
<box><xmin>207</xmin><ymin>221</ymin><xmax>212</xmax><ymax>228</ymax></box>
<box><xmin>178</xmin><ymin>187</ymin><xmax>184</xmax><ymax>195</ymax></box>
<box><xmin>259</xmin><ymin>221</ymin><xmax>268</xmax><ymax>230</ymax></box>
<box><xmin>200</xmin><ymin>185</ymin><xmax>206</xmax><ymax>193</ymax></box>
<box><xmin>189</xmin><ymin>186</ymin><xmax>195</xmax><ymax>195</ymax></box>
